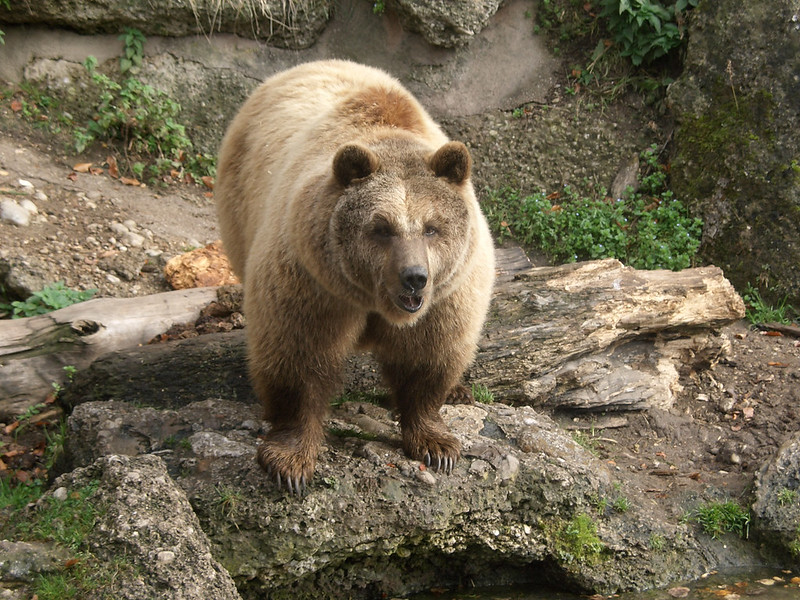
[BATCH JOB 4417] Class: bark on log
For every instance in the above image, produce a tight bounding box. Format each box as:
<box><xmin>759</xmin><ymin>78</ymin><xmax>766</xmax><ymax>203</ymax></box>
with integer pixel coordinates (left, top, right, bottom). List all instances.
<box><xmin>5</xmin><ymin>247</ymin><xmax>746</xmax><ymax>417</ymax></box>
<box><xmin>0</xmin><ymin>287</ymin><xmax>220</xmax><ymax>419</ymax></box>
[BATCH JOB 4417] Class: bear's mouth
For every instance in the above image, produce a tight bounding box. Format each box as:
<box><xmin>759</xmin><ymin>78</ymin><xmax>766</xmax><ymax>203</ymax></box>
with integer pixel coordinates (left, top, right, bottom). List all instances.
<box><xmin>397</xmin><ymin>293</ymin><xmax>424</xmax><ymax>313</ymax></box>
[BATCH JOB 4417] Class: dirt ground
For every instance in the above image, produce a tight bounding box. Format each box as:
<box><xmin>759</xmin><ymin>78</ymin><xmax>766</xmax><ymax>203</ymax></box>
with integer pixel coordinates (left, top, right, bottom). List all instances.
<box><xmin>1</xmin><ymin>108</ymin><xmax>799</xmax><ymax>517</ymax></box>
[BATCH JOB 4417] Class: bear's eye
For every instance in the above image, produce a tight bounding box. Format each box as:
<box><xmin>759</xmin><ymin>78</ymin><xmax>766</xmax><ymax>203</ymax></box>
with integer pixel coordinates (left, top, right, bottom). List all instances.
<box><xmin>372</xmin><ymin>222</ymin><xmax>394</xmax><ymax>239</ymax></box>
<box><xmin>424</xmin><ymin>225</ymin><xmax>439</xmax><ymax>237</ymax></box>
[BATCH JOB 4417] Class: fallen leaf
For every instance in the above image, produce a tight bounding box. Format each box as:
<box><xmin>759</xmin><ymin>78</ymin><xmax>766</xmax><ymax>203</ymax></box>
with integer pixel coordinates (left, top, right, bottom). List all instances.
<box><xmin>15</xmin><ymin>469</ymin><xmax>30</xmax><ymax>483</ymax></box>
<box><xmin>120</xmin><ymin>176</ymin><xmax>141</xmax><ymax>186</ymax></box>
<box><xmin>0</xmin><ymin>458</ymin><xmax>6</xmax><ymax>471</ymax></box>
<box><xmin>4</xmin><ymin>421</ymin><xmax>20</xmax><ymax>435</ymax></box>
<box><xmin>762</xmin><ymin>331</ymin><xmax>783</xmax><ymax>336</ymax></box>
<box><xmin>742</xmin><ymin>407</ymin><xmax>755</xmax><ymax>419</ymax></box>
<box><xmin>64</xmin><ymin>558</ymin><xmax>80</xmax><ymax>568</ymax></box>
<box><xmin>201</xmin><ymin>175</ymin><xmax>214</xmax><ymax>189</ymax></box>
<box><xmin>668</xmin><ymin>586</ymin><xmax>690</xmax><ymax>597</ymax></box>
<box><xmin>67</xmin><ymin>172</ymin><xmax>78</xmax><ymax>181</ymax></box>
<box><xmin>790</xmin><ymin>577</ymin><xmax>800</xmax><ymax>584</ymax></box>
<box><xmin>10</xmin><ymin>99</ymin><xmax>23</xmax><ymax>112</ymax></box>
<box><xmin>656</xmin><ymin>451</ymin><xmax>667</xmax><ymax>458</ymax></box>
<box><xmin>767</xmin><ymin>362</ymin><xmax>789</xmax><ymax>367</ymax></box>
<box><xmin>72</xmin><ymin>162</ymin><xmax>93</xmax><ymax>173</ymax></box>
<box><xmin>757</xmin><ymin>579</ymin><xmax>775</xmax><ymax>586</ymax></box>
<box><xmin>89</xmin><ymin>167</ymin><xmax>104</xmax><ymax>176</ymax></box>
<box><xmin>106</xmin><ymin>155</ymin><xmax>119</xmax><ymax>178</ymax></box>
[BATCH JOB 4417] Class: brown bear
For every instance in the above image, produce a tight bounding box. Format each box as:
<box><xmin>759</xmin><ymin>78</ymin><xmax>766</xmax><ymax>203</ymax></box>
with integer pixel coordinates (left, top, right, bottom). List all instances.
<box><xmin>215</xmin><ymin>60</ymin><xmax>495</xmax><ymax>493</ymax></box>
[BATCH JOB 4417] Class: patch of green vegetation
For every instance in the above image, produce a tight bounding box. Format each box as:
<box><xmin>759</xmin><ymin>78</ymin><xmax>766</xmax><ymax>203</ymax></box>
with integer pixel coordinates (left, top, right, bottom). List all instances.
<box><xmin>0</xmin><ymin>477</ymin><xmax>124</xmax><ymax>599</ymax></box>
<box><xmin>215</xmin><ymin>484</ymin><xmax>244</xmax><ymax>520</ymax></box>
<box><xmin>691</xmin><ymin>500</ymin><xmax>750</xmax><ymax>540</ymax></box>
<box><xmin>588</xmin><ymin>492</ymin><xmax>608</xmax><ymax>513</ymax></box>
<box><xmin>3</xmin><ymin>27</ymin><xmax>215</xmax><ymax>185</ymax></box>
<box><xmin>611</xmin><ymin>495</ymin><xmax>631</xmax><ymax>513</ymax></box>
<box><xmin>471</xmin><ymin>383</ymin><xmax>494</xmax><ymax>404</ymax></box>
<box><xmin>742</xmin><ymin>283</ymin><xmax>798</xmax><ymax>325</ymax></box>
<box><xmin>0</xmin><ymin>281</ymin><xmax>97</xmax><ymax>319</ymax></box>
<box><xmin>552</xmin><ymin>513</ymin><xmax>606</xmax><ymax>565</ymax></box>
<box><xmin>483</xmin><ymin>144</ymin><xmax>702</xmax><ymax>271</ymax></box>
<box><xmin>571</xmin><ymin>430</ymin><xmax>602</xmax><ymax>456</ymax></box>
<box><xmin>372</xmin><ymin>0</ymin><xmax>386</xmax><ymax>14</ymax></box>
<box><xmin>599</xmin><ymin>0</ymin><xmax>698</xmax><ymax>66</ymax></box>
<box><xmin>777</xmin><ymin>488</ymin><xmax>799</xmax><ymax>507</ymax></box>
<box><xmin>649</xmin><ymin>532</ymin><xmax>665</xmax><ymax>551</ymax></box>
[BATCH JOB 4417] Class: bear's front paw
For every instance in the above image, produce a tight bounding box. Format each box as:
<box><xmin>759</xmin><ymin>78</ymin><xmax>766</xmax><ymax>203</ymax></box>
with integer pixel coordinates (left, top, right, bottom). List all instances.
<box><xmin>257</xmin><ymin>431</ymin><xmax>318</xmax><ymax>496</ymax></box>
<box><xmin>403</xmin><ymin>428</ymin><xmax>461</xmax><ymax>474</ymax></box>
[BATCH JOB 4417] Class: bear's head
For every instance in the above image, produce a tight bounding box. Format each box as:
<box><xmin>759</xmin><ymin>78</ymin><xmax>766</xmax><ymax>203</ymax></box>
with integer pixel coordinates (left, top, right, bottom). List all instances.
<box><xmin>329</xmin><ymin>137</ymin><xmax>475</xmax><ymax>326</ymax></box>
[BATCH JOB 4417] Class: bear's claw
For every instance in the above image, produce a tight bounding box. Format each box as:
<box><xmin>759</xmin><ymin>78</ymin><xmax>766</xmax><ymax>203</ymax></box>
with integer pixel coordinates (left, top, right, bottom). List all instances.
<box><xmin>424</xmin><ymin>452</ymin><xmax>456</xmax><ymax>474</ymax></box>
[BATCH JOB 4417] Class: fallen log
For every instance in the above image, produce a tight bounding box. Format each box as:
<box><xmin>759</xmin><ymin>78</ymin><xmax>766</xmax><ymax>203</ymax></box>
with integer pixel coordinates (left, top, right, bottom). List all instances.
<box><xmin>0</xmin><ymin>287</ymin><xmax>220</xmax><ymax>419</ymax></box>
<box><xmin>4</xmin><ymin>247</ymin><xmax>746</xmax><ymax>417</ymax></box>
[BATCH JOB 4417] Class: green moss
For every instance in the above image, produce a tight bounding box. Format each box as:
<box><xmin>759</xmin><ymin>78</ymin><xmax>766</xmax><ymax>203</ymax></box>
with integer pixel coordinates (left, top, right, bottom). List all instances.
<box><xmin>545</xmin><ymin>513</ymin><xmax>607</xmax><ymax>565</ymax></box>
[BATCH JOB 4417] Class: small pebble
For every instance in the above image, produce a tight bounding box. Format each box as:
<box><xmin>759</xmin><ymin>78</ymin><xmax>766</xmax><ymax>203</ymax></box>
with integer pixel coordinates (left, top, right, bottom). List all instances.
<box><xmin>157</xmin><ymin>550</ymin><xmax>176</xmax><ymax>564</ymax></box>
<box><xmin>34</xmin><ymin>190</ymin><xmax>48</xmax><ymax>202</ymax></box>
<box><xmin>52</xmin><ymin>487</ymin><xmax>69</xmax><ymax>501</ymax></box>
<box><xmin>415</xmin><ymin>469</ymin><xmax>436</xmax><ymax>486</ymax></box>
<box><xmin>19</xmin><ymin>198</ymin><xmax>38</xmax><ymax>214</ymax></box>
<box><xmin>0</xmin><ymin>199</ymin><xmax>31</xmax><ymax>226</ymax></box>
<box><xmin>109</xmin><ymin>222</ymin><xmax>129</xmax><ymax>236</ymax></box>
<box><xmin>106</xmin><ymin>273</ymin><xmax>121</xmax><ymax>284</ymax></box>
<box><xmin>18</xmin><ymin>178</ymin><xmax>34</xmax><ymax>188</ymax></box>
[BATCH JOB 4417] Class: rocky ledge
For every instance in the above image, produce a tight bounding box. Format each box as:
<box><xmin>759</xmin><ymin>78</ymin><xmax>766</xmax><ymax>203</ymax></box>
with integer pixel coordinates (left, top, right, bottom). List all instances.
<box><xmin>40</xmin><ymin>396</ymin><xmax>756</xmax><ymax>599</ymax></box>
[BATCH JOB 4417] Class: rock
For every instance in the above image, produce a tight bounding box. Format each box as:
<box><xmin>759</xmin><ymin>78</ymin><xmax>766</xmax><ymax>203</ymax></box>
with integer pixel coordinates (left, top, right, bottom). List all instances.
<box><xmin>0</xmin><ymin>199</ymin><xmax>31</xmax><ymax>226</ymax></box>
<box><xmin>98</xmin><ymin>250</ymin><xmax>147</xmax><ymax>281</ymax></box>
<box><xmin>0</xmin><ymin>256</ymin><xmax>50</xmax><ymax>298</ymax></box>
<box><xmin>62</xmin><ymin>397</ymin><xmax>717</xmax><ymax>597</ymax></box>
<box><xmin>0</xmin><ymin>0</ymin><xmax>331</xmax><ymax>48</ymax></box>
<box><xmin>164</xmin><ymin>240</ymin><xmax>239</xmax><ymax>290</ymax></box>
<box><xmin>668</xmin><ymin>0</ymin><xmax>800</xmax><ymax>307</ymax></box>
<box><xmin>49</xmin><ymin>454</ymin><xmax>243</xmax><ymax>599</ymax></box>
<box><xmin>391</xmin><ymin>0</ymin><xmax>503</xmax><ymax>47</ymax></box>
<box><xmin>0</xmin><ymin>540</ymin><xmax>72</xmax><ymax>583</ymax></box>
<box><xmin>752</xmin><ymin>431</ymin><xmax>800</xmax><ymax>564</ymax></box>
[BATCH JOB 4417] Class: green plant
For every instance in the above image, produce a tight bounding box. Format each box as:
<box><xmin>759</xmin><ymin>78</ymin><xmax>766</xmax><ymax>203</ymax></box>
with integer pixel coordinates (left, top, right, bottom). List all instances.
<box><xmin>599</xmin><ymin>0</ymin><xmax>698</xmax><ymax>66</ymax></box>
<box><xmin>119</xmin><ymin>27</ymin><xmax>146</xmax><ymax>74</ymax></box>
<box><xmin>778</xmin><ymin>488</ymin><xmax>799</xmax><ymax>507</ymax></box>
<box><xmin>215</xmin><ymin>484</ymin><xmax>244</xmax><ymax>520</ymax></box>
<box><xmin>483</xmin><ymin>145</ymin><xmax>702</xmax><ymax>271</ymax></box>
<box><xmin>372</xmin><ymin>0</ymin><xmax>386</xmax><ymax>14</ymax></box>
<box><xmin>471</xmin><ymin>383</ymin><xmax>494</xmax><ymax>404</ymax></box>
<box><xmin>0</xmin><ymin>281</ymin><xmax>97</xmax><ymax>319</ymax></box>
<box><xmin>555</xmin><ymin>513</ymin><xmax>605</xmax><ymax>564</ymax></box>
<box><xmin>611</xmin><ymin>495</ymin><xmax>631</xmax><ymax>513</ymax></box>
<box><xmin>692</xmin><ymin>500</ymin><xmax>750</xmax><ymax>540</ymax></box>
<box><xmin>571</xmin><ymin>429</ymin><xmax>602</xmax><ymax>456</ymax></box>
<box><xmin>742</xmin><ymin>283</ymin><xmax>798</xmax><ymax>325</ymax></box>
<box><xmin>649</xmin><ymin>533</ymin><xmax>665</xmax><ymax>550</ymax></box>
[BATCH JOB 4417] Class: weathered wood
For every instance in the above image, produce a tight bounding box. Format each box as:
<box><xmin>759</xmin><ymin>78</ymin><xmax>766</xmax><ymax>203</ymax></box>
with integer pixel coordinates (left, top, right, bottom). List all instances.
<box><xmin>0</xmin><ymin>287</ymin><xmax>220</xmax><ymax>418</ymax></box>
<box><xmin>471</xmin><ymin>253</ymin><xmax>745</xmax><ymax>409</ymax></box>
<box><xmin>8</xmin><ymin>247</ymin><xmax>746</xmax><ymax>416</ymax></box>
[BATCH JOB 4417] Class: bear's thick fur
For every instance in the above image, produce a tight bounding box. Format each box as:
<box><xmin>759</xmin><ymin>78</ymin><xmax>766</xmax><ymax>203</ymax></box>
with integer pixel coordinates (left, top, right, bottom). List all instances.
<box><xmin>215</xmin><ymin>60</ymin><xmax>495</xmax><ymax>492</ymax></box>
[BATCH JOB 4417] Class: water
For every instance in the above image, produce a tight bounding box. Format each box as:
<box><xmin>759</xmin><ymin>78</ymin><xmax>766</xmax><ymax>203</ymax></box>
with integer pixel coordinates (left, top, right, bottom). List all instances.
<box><xmin>410</xmin><ymin>568</ymin><xmax>800</xmax><ymax>600</ymax></box>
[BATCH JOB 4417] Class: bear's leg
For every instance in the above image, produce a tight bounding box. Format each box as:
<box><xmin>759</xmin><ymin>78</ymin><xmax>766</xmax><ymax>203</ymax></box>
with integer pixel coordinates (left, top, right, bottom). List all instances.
<box><xmin>381</xmin><ymin>363</ymin><xmax>462</xmax><ymax>473</ymax></box>
<box><xmin>252</xmin><ymin>376</ymin><xmax>330</xmax><ymax>495</ymax></box>
<box><xmin>245</xmin><ymin>285</ymin><xmax>362</xmax><ymax>494</ymax></box>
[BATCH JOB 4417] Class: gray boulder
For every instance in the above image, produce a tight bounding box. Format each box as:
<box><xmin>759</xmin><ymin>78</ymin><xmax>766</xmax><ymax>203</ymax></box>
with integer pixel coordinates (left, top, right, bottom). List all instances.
<box><xmin>390</xmin><ymin>0</ymin><xmax>504</xmax><ymax>47</ymax></box>
<box><xmin>668</xmin><ymin>0</ymin><xmax>800</xmax><ymax>306</ymax></box>
<box><xmin>752</xmin><ymin>432</ymin><xmax>800</xmax><ymax>565</ymax></box>
<box><xmin>49</xmin><ymin>453</ymin><xmax>243</xmax><ymax>600</ymax></box>
<box><xmin>0</xmin><ymin>0</ymin><xmax>332</xmax><ymax>48</ymax></box>
<box><xmin>63</xmin><ymin>397</ymin><xmax>716</xmax><ymax>598</ymax></box>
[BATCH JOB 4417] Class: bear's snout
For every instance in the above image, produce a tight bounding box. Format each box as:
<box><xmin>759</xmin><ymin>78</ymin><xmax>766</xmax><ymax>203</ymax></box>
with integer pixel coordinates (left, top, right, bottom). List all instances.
<box><xmin>400</xmin><ymin>265</ymin><xmax>428</xmax><ymax>293</ymax></box>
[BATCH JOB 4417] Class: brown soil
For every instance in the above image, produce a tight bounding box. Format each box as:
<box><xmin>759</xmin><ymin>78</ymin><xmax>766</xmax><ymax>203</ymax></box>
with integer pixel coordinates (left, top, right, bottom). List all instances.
<box><xmin>1</xmin><ymin>103</ymin><xmax>799</xmax><ymax>515</ymax></box>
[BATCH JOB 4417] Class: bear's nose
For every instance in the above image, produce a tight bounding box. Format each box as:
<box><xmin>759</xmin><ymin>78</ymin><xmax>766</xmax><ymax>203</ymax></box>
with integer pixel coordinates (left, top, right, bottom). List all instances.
<box><xmin>400</xmin><ymin>266</ymin><xmax>428</xmax><ymax>292</ymax></box>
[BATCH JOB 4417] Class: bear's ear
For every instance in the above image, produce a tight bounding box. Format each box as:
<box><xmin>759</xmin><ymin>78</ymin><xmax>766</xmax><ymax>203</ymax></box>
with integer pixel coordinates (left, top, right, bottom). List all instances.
<box><xmin>333</xmin><ymin>144</ymin><xmax>380</xmax><ymax>187</ymax></box>
<box><xmin>430</xmin><ymin>141</ymin><xmax>472</xmax><ymax>184</ymax></box>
